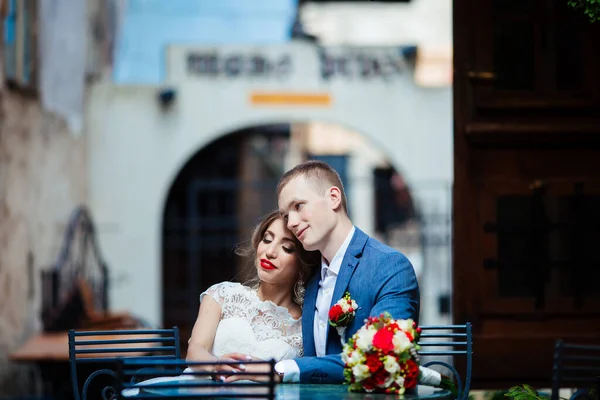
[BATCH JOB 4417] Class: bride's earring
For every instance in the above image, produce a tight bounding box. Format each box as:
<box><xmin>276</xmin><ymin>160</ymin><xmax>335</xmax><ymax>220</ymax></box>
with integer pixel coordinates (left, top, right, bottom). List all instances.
<box><xmin>294</xmin><ymin>277</ymin><xmax>306</xmax><ymax>306</ymax></box>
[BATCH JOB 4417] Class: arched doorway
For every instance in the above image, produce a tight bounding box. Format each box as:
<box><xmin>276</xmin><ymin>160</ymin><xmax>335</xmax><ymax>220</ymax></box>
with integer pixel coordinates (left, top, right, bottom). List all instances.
<box><xmin>161</xmin><ymin>122</ymin><xmax>437</xmax><ymax>345</ymax></box>
<box><xmin>161</xmin><ymin>125</ymin><xmax>290</xmax><ymax>341</ymax></box>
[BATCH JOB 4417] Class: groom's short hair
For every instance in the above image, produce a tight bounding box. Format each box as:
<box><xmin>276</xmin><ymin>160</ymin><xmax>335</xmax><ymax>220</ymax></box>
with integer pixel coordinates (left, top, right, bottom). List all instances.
<box><xmin>277</xmin><ymin>160</ymin><xmax>348</xmax><ymax>215</ymax></box>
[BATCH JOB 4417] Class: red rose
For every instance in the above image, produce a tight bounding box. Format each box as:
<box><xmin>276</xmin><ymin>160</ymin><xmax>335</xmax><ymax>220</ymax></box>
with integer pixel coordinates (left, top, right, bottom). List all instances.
<box><xmin>373</xmin><ymin>328</ymin><xmax>395</xmax><ymax>353</ymax></box>
<box><xmin>328</xmin><ymin>304</ymin><xmax>344</xmax><ymax>322</ymax></box>
<box><xmin>365</xmin><ymin>353</ymin><xmax>383</xmax><ymax>373</ymax></box>
<box><xmin>362</xmin><ymin>378</ymin><xmax>376</xmax><ymax>391</ymax></box>
<box><xmin>403</xmin><ymin>359</ymin><xmax>419</xmax><ymax>389</ymax></box>
<box><xmin>372</xmin><ymin>368</ymin><xmax>388</xmax><ymax>386</ymax></box>
<box><xmin>405</xmin><ymin>359</ymin><xmax>419</xmax><ymax>379</ymax></box>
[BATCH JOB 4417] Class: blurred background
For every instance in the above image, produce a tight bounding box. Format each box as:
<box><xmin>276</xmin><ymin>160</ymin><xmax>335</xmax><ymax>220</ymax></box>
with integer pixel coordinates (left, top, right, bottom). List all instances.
<box><xmin>1</xmin><ymin>0</ymin><xmax>599</xmax><ymax>398</ymax></box>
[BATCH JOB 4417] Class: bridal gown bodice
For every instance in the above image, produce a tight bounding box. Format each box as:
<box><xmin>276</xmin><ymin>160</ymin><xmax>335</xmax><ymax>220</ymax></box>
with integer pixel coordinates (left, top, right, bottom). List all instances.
<box><xmin>201</xmin><ymin>282</ymin><xmax>303</xmax><ymax>362</ymax></box>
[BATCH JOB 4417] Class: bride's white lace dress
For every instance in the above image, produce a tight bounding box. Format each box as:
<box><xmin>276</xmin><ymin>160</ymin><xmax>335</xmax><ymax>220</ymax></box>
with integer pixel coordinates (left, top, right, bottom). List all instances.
<box><xmin>204</xmin><ymin>281</ymin><xmax>303</xmax><ymax>361</ymax></box>
<box><xmin>122</xmin><ymin>282</ymin><xmax>302</xmax><ymax>396</ymax></box>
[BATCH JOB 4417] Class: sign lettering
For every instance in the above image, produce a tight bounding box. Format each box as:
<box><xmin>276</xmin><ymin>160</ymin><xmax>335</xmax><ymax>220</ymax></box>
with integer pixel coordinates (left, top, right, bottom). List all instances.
<box><xmin>187</xmin><ymin>53</ymin><xmax>292</xmax><ymax>79</ymax></box>
<box><xmin>186</xmin><ymin>48</ymin><xmax>407</xmax><ymax>80</ymax></box>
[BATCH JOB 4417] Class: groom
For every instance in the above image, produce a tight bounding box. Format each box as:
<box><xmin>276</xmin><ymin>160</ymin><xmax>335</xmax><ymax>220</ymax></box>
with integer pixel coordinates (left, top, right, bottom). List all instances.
<box><xmin>274</xmin><ymin>160</ymin><xmax>420</xmax><ymax>384</ymax></box>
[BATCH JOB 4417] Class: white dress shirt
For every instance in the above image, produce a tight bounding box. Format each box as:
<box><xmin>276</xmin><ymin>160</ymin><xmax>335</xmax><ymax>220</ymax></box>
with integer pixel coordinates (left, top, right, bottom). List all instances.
<box><xmin>275</xmin><ymin>227</ymin><xmax>355</xmax><ymax>382</ymax></box>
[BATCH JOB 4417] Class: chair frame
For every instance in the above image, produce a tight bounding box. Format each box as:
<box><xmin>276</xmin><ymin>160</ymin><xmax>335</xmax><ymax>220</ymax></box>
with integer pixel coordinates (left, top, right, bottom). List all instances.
<box><xmin>418</xmin><ymin>323</ymin><xmax>473</xmax><ymax>400</ymax></box>
<box><xmin>68</xmin><ymin>327</ymin><xmax>181</xmax><ymax>400</ymax></box>
<box><xmin>551</xmin><ymin>339</ymin><xmax>600</xmax><ymax>400</ymax></box>
<box><xmin>116</xmin><ymin>358</ymin><xmax>277</xmax><ymax>400</ymax></box>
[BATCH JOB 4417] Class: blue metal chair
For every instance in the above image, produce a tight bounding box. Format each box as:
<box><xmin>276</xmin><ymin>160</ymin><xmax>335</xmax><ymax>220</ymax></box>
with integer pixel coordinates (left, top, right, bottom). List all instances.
<box><xmin>551</xmin><ymin>340</ymin><xmax>600</xmax><ymax>400</ymax></box>
<box><xmin>115</xmin><ymin>358</ymin><xmax>277</xmax><ymax>399</ymax></box>
<box><xmin>417</xmin><ymin>323</ymin><xmax>473</xmax><ymax>400</ymax></box>
<box><xmin>68</xmin><ymin>327</ymin><xmax>180</xmax><ymax>400</ymax></box>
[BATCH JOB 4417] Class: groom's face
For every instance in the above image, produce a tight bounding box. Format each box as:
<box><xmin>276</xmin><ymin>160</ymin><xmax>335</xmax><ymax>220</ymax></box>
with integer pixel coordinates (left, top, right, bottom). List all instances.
<box><xmin>278</xmin><ymin>175</ymin><xmax>335</xmax><ymax>252</ymax></box>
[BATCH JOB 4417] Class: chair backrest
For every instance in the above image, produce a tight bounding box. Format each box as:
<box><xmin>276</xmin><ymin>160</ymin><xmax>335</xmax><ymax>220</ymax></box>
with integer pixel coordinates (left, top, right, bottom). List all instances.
<box><xmin>418</xmin><ymin>323</ymin><xmax>473</xmax><ymax>400</ymax></box>
<box><xmin>551</xmin><ymin>340</ymin><xmax>600</xmax><ymax>400</ymax></box>
<box><xmin>116</xmin><ymin>358</ymin><xmax>277</xmax><ymax>399</ymax></box>
<box><xmin>68</xmin><ymin>327</ymin><xmax>181</xmax><ymax>400</ymax></box>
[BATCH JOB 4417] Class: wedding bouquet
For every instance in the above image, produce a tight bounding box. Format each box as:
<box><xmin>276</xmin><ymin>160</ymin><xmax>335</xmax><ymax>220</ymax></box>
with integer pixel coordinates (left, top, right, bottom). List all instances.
<box><xmin>341</xmin><ymin>313</ymin><xmax>455</xmax><ymax>396</ymax></box>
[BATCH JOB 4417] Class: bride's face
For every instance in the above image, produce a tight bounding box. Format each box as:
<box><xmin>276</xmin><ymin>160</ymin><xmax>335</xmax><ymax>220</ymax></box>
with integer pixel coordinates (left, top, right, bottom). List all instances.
<box><xmin>256</xmin><ymin>218</ymin><xmax>301</xmax><ymax>288</ymax></box>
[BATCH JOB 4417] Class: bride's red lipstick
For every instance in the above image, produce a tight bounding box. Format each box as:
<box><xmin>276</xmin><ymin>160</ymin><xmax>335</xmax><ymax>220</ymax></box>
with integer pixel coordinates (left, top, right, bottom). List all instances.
<box><xmin>260</xmin><ymin>259</ymin><xmax>276</xmax><ymax>270</ymax></box>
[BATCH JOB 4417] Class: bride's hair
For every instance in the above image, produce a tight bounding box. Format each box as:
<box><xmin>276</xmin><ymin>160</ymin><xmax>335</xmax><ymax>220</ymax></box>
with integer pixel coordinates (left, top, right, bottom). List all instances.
<box><xmin>236</xmin><ymin>210</ymin><xmax>320</xmax><ymax>300</ymax></box>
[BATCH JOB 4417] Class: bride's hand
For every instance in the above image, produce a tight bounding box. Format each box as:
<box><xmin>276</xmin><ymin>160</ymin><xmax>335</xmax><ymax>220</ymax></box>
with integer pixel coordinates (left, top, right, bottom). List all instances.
<box><xmin>211</xmin><ymin>355</ymin><xmax>248</xmax><ymax>380</ymax></box>
<box><xmin>220</xmin><ymin>354</ymin><xmax>281</xmax><ymax>383</ymax></box>
<box><xmin>187</xmin><ymin>355</ymin><xmax>246</xmax><ymax>381</ymax></box>
<box><xmin>219</xmin><ymin>352</ymin><xmax>253</xmax><ymax>362</ymax></box>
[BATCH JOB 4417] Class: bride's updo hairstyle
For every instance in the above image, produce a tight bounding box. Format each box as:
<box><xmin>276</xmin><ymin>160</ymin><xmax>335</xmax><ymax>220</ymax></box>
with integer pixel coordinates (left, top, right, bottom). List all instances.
<box><xmin>236</xmin><ymin>210</ymin><xmax>320</xmax><ymax>303</ymax></box>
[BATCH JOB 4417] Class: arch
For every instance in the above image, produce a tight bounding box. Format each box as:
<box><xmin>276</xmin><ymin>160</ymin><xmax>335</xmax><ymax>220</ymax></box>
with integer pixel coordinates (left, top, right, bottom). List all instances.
<box><xmin>158</xmin><ymin>117</ymin><xmax>416</xmax><ymax>220</ymax></box>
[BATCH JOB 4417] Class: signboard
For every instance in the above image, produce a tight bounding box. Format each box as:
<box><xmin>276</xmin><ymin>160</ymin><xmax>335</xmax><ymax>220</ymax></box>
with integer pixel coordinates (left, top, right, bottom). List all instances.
<box><xmin>186</xmin><ymin>46</ymin><xmax>411</xmax><ymax>81</ymax></box>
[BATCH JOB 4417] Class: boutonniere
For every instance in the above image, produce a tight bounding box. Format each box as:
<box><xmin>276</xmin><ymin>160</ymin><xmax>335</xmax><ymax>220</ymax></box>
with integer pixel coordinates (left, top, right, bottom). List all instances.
<box><xmin>328</xmin><ymin>292</ymin><xmax>358</xmax><ymax>345</ymax></box>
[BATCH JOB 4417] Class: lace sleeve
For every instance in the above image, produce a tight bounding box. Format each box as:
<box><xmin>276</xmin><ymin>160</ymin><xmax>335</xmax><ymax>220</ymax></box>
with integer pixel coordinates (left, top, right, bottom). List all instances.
<box><xmin>287</xmin><ymin>330</ymin><xmax>304</xmax><ymax>358</ymax></box>
<box><xmin>199</xmin><ymin>282</ymin><xmax>230</xmax><ymax>307</ymax></box>
<box><xmin>284</xmin><ymin>320</ymin><xmax>304</xmax><ymax>358</ymax></box>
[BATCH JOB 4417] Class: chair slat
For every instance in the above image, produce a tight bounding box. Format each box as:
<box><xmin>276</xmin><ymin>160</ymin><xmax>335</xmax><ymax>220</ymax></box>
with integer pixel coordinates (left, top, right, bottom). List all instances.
<box><xmin>76</xmin><ymin>346</ymin><xmax>177</xmax><ymax>354</ymax></box>
<box><xmin>561</xmin><ymin>355</ymin><xmax>600</xmax><ymax>362</ymax></box>
<box><xmin>76</xmin><ymin>338</ymin><xmax>176</xmax><ymax>345</ymax></box>
<box><xmin>419</xmin><ymin>333</ymin><xmax>467</xmax><ymax>338</ymax></box>
<box><xmin>562</xmin><ymin>366</ymin><xmax>600</xmax><ymax>372</ymax></box>
<box><xmin>74</xmin><ymin>329</ymin><xmax>176</xmax><ymax>336</ymax></box>
<box><xmin>419</xmin><ymin>325</ymin><xmax>469</xmax><ymax>329</ymax></box>
<box><xmin>419</xmin><ymin>341</ymin><xmax>469</xmax><ymax>346</ymax></box>
<box><xmin>419</xmin><ymin>350</ymin><xmax>469</xmax><ymax>356</ymax></box>
<box><xmin>417</xmin><ymin>323</ymin><xmax>472</xmax><ymax>400</ymax></box>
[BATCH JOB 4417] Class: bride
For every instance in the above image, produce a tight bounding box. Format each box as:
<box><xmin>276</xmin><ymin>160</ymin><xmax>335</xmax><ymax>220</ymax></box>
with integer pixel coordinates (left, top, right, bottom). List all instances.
<box><xmin>185</xmin><ymin>210</ymin><xmax>320</xmax><ymax>380</ymax></box>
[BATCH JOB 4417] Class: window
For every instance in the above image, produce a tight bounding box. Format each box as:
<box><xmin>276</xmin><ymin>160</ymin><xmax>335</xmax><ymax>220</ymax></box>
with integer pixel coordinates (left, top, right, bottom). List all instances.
<box><xmin>3</xmin><ymin>0</ymin><xmax>38</xmax><ymax>90</ymax></box>
<box><xmin>302</xmin><ymin>0</ymin><xmax>410</xmax><ymax>2</ymax></box>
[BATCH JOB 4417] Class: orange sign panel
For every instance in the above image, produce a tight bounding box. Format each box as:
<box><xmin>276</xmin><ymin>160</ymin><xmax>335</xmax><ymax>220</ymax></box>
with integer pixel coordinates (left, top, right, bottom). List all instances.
<box><xmin>250</xmin><ymin>92</ymin><xmax>332</xmax><ymax>107</ymax></box>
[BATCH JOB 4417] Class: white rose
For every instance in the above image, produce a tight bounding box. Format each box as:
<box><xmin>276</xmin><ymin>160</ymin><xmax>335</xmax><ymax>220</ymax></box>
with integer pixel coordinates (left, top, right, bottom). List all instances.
<box><xmin>395</xmin><ymin>375</ymin><xmax>406</xmax><ymax>389</ymax></box>
<box><xmin>349</xmin><ymin>350</ymin><xmax>365</xmax><ymax>365</ymax></box>
<box><xmin>384</xmin><ymin>372</ymin><xmax>397</xmax><ymax>388</ymax></box>
<box><xmin>351</xmin><ymin>300</ymin><xmax>358</xmax><ymax>309</ymax></box>
<box><xmin>355</xmin><ymin>326</ymin><xmax>376</xmax><ymax>351</ymax></box>
<box><xmin>340</xmin><ymin>302</ymin><xmax>351</xmax><ymax>313</ymax></box>
<box><xmin>396</xmin><ymin>319</ymin><xmax>413</xmax><ymax>332</ymax></box>
<box><xmin>383</xmin><ymin>355</ymin><xmax>400</xmax><ymax>374</ymax></box>
<box><xmin>392</xmin><ymin>331</ymin><xmax>412</xmax><ymax>353</ymax></box>
<box><xmin>352</xmin><ymin>364</ymin><xmax>371</xmax><ymax>382</ymax></box>
<box><xmin>341</xmin><ymin>351</ymin><xmax>350</xmax><ymax>364</ymax></box>
<box><xmin>342</xmin><ymin>350</ymin><xmax>365</xmax><ymax>366</ymax></box>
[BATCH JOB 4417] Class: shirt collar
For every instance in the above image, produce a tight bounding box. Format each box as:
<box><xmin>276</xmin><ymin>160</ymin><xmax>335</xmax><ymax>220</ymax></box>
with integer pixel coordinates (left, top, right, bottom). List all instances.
<box><xmin>320</xmin><ymin>226</ymin><xmax>356</xmax><ymax>280</ymax></box>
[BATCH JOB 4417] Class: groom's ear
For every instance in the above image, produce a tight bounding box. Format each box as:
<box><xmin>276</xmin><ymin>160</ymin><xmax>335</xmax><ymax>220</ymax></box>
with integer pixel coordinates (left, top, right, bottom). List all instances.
<box><xmin>327</xmin><ymin>186</ymin><xmax>343</xmax><ymax>211</ymax></box>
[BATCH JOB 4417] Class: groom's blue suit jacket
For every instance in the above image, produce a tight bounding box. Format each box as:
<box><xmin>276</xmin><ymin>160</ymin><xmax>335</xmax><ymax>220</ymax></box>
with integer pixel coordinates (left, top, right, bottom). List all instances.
<box><xmin>295</xmin><ymin>227</ymin><xmax>420</xmax><ymax>384</ymax></box>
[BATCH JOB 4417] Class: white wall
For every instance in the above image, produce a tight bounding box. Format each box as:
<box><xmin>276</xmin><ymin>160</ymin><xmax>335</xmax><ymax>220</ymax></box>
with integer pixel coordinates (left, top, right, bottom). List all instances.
<box><xmin>87</xmin><ymin>42</ymin><xmax>451</xmax><ymax>326</ymax></box>
<box><xmin>300</xmin><ymin>0</ymin><xmax>452</xmax><ymax>47</ymax></box>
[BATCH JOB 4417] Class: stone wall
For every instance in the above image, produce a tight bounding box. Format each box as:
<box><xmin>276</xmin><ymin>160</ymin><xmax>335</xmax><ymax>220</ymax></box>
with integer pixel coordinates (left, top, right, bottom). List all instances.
<box><xmin>0</xmin><ymin>90</ymin><xmax>87</xmax><ymax>395</ymax></box>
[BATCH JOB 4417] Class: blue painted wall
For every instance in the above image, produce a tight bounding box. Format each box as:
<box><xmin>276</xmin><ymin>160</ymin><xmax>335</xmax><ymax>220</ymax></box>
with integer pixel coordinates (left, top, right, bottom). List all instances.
<box><xmin>113</xmin><ymin>0</ymin><xmax>298</xmax><ymax>84</ymax></box>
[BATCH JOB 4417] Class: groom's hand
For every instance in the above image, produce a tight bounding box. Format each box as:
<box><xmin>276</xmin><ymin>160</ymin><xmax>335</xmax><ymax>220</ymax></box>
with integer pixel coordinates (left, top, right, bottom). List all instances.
<box><xmin>220</xmin><ymin>354</ymin><xmax>282</xmax><ymax>384</ymax></box>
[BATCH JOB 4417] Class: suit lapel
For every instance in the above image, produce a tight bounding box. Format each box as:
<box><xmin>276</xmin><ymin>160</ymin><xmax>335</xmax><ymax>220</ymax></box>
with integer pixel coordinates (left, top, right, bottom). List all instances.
<box><xmin>326</xmin><ymin>228</ymin><xmax>369</xmax><ymax>354</ymax></box>
<box><xmin>302</xmin><ymin>271</ymin><xmax>320</xmax><ymax>357</ymax></box>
